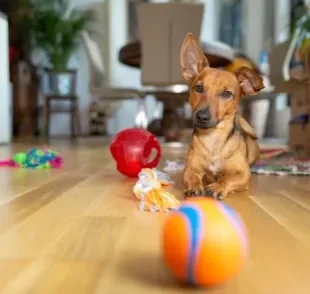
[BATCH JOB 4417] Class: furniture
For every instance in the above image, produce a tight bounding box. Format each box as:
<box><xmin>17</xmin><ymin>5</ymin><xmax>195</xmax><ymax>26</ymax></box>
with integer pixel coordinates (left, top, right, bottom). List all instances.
<box><xmin>121</xmin><ymin>3</ymin><xmax>234</xmax><ymax>142</ymax></box>
<box><xmin>89</xmin><ymin>102</ymin><xmax>108</xmax><ymax>136</ymax></box>
<box><xmin>269</xmin><ymin>40</ymin><xmax>292</xmax><ymax>92</ymax></box>
<box><xmin>119</xmin><ymin>40</ymin><xmax>234</xmax><ymax>69</ymax></box>
<box><xmin>81</xmin><ymin>31</ymin><xmax>145</xmax><ymax>130</ymax></box>
<box><xmin>11</xmin><ymin>62</ymin><xmax>40</xmax><ymax>138</ymax></box>
<box><xmin>0</xmin><ymin>12</ymin><xmax>11</xmax><ymax>143</ymax></box>
<box><xmin>0</xmin><ymin>0</ymin><xmax>10</xmax><ymax>15</ymax></box>
<box><xmin>44</xmin><ymin>69</ymin><xmax>81</xmax><ymax>139</ymax></box>
<box><xmin>269</xmin><ymin>38</ymin><xmax>310</xmax><ymax>153</ymax></box>
<box><xmin>5</xmin><ymin>1</ymin><xmax>41</xmax><ymax>139</ymax></box>
<box><xmin>137</xmin><ymin>3</ymin><xmax>204</xmax><ymax>87</ymax></box>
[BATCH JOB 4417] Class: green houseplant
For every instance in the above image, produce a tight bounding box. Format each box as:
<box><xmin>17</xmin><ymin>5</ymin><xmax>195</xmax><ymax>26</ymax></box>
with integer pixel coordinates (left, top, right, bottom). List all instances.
<box><xmin>16</xmin><ymin>0</ymin><xmax>94</xmax><ymax>94</ymax></box>
<box><xmin>285</xmin><ymin>3</ymin><xmax>310</xmax><ymax>84</ymax></box>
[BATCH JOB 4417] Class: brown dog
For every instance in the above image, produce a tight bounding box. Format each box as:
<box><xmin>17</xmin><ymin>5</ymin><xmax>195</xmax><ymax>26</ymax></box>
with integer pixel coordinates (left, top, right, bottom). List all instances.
<box><xmin>180</xmin><ymin>33</ymin><xmax>264</xmax><ymax>200</ymax></box>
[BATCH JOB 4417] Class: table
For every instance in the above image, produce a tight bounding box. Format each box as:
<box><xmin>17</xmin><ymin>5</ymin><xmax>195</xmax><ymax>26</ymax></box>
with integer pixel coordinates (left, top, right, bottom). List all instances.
<box><xmin>119</xmin><ymin>40</ymin><xmax>234</xmax><ymax>68</ymax></box>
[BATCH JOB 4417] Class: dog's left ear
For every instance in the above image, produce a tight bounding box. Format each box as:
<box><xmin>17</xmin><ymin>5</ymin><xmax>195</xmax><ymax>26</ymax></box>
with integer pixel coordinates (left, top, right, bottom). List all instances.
<box><xmin>235</xmin><ymin>66</ymin><xmax>265</xmax><ymax>96</ymax></box>
<box><xmin>180</xmin><ymin>33</ymin><xmax>209</xmax><ymax>82</ymax></box>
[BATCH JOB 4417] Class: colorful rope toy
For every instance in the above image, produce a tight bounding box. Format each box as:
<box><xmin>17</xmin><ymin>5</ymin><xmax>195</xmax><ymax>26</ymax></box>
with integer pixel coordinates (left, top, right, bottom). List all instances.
<box><xmin>133</xmin><ymin>168</ymin><xmax>180</xmax><ymax>212</ymax></box>
<box><xmin>0</xmin><ymin>147</ymin><xmax>63</xmax><ymax>169</ymax></box>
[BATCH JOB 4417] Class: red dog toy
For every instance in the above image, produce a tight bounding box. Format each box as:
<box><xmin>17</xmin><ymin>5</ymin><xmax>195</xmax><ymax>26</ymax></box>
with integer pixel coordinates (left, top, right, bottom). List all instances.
<box><xmin>110</xmin><ymin>128</ymin><xmax>161</xmax><ymax>178</ymax></box>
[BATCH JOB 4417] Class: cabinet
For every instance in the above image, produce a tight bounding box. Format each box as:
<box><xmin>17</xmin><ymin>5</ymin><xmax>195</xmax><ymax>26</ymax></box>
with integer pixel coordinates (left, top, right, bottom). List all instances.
<box><xmin>0</xmin><ymin>13</ymin><xmax>11</xmax><ymax>143</ymax></box>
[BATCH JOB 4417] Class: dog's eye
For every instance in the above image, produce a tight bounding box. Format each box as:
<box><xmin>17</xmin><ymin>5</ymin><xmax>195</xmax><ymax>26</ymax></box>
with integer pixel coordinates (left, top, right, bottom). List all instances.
<box><xmin>195</xmin><ymin>84</ymin><xmax>204</xmax><ymax>93</ymax></box>
<box><xmin>221</xmin><ymin>90</ymin><xmax>232</xmax><ymax>99</ymax></box>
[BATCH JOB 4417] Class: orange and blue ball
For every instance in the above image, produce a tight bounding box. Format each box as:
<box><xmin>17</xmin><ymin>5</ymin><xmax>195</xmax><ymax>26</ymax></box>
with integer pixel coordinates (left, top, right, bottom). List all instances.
<box><xmin>162</xmin><ymin>197</ymin><xmax>249</xmax><ymax>287</ymax></box>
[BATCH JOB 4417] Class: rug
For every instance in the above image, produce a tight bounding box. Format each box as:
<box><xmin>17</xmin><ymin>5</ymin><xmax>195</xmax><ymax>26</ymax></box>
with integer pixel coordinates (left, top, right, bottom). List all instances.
<box><xmin>164</xmin><ymin>148</ymin><xmax>310</xmax><ymax>176</ymax></box>
<box><xmin>251</xmin><ymin>148</ymin><xmax>310</xmax><ymax>176</ymax></box>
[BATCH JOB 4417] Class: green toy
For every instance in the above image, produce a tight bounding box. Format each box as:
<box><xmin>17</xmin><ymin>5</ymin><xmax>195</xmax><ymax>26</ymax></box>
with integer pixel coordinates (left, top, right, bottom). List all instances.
<box><xmin>0</xmin><ymin>147</ymin><xmax>63</xmax><ymax>168</ymax></box>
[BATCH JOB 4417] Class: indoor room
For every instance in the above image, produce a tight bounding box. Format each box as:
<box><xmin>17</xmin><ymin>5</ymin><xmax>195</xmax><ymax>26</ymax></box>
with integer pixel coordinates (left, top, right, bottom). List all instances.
<box><xmin>0</xmin><ymin>0</ymin><xmax>309</xmax><ymax>293</ymax></box>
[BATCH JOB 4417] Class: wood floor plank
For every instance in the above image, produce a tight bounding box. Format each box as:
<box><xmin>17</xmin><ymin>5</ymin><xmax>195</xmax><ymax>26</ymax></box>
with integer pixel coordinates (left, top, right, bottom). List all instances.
<box><xmin>83</xmin><ymin>176</ymin><xmax>138</xmax><ymax>217</ymax></box>
<box><xmin>2</xmin><ymin>260</ymin><xmax>103</xmax><ymax>294</ymax></box>
<box><xmin>0</xmin><ymin>175</ymin><xmax>86</xmax><ymax>235</ymax></box>
<box><xmin>33</xmin><ymin>261</ymin><xmax>103</xmax><ymax>294</ymax></box>
<box><xmin>0</xmin><ymin>171</ymin><xmax>111</xmax><ymax>258</ymax></box>
<box><xmin>47</xmin><ymin>216</ymin><xmax>126</xmax><ymax>261</ymax></box>
<box><xmin>273</xmin><ymin>181</ymin><xmax>310</xmax><ymax>211</ymax></box>
<box><xmin>0</xmin><ymin>259</ymin><xmax>30</xmax><ymax>292</ymax></box>
<box><xmin>249</xmin><ymin>178</ymin><xmax>310</xmax><ymax>249</ymax></box>
<box><xmin>0</xmin><ymin>170</ymin><xmax>66</xmax><ymax>206</ymax></box>
<box><xmin>225</xmin><ymin>194</ymin><xmax>310</xmax><ymax>294</ymax></box>
<box><xmin>94</xmin><ymin>212</ymin><xmax>169</xmax><ymax>294</ymax></box>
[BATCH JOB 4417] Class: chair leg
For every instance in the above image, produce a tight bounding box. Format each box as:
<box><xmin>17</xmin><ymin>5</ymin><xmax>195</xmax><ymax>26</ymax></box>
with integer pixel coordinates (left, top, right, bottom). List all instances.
<box><xmin>75</xmin><ymin>105</ymin><xmax>82</xmax><ymax>137</ymax></box>
<box><xmin>44</xmin><ymin>98</ymin><xmax>50</xmax><ymax>139</ymax></box>
<box><xmin>71</xmin><ymin>101</ymin><xmax>76</xmax><ymax>139</ymax></box>
<box><xmin>135</xmin><ymin>97</ymin><xmax>148</xmax><ymax>129</ymax></box>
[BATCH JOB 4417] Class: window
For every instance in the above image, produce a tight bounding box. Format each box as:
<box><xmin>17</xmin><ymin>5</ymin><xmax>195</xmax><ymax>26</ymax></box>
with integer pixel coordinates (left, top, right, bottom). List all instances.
<box><xmin>218</xmin><ymin>0</ymin><xmax>244</xmax><ymax>50</ymax></box>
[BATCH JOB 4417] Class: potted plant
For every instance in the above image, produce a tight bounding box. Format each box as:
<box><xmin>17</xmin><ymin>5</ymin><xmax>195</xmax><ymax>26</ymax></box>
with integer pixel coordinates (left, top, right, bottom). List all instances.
<box><xmin>15</xmin><ymin>0</ymin><xmax>94</xmax><ymax>95</ymax></box>
<box><xmin>289</xmin><ymin>4</ymin><xmax>310</xmax><ymax>80</ymax></box>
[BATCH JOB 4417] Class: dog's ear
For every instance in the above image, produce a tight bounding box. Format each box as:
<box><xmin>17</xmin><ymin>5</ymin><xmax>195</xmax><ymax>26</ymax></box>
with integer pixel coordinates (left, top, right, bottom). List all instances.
<box><xmin>235</xmin><ymin>66</ymin><xmax>265</xmax><ymax>96</ymax></box>
<box><xmin>180</xmin><ymin>33</ymin><xmax>209</xmax><ymax>82</ymax></box>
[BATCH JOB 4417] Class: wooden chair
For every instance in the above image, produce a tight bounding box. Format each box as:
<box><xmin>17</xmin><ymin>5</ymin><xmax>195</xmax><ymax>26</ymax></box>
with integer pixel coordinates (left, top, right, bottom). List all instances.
<box><xmin>81</xmin><ymin>31</ymin><xmax>146</xmax><ymax>128</ymax></box>
<box><xmin>44</xmin><ymin>69</ymin><xmax>81</xmax><ymax>139</ymax></box>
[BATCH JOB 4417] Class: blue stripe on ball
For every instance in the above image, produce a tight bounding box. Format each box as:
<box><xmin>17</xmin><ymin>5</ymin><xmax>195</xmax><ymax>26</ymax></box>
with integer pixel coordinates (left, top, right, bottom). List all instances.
<box><xmin>219</xmin><ymin>202</ymin><xmax>237</xmax><ymax>219</ymax></box>
<box><xmin>178</xmin><ymin>205</ymin><xmax>203</xmax><ymax>286</ymax></box>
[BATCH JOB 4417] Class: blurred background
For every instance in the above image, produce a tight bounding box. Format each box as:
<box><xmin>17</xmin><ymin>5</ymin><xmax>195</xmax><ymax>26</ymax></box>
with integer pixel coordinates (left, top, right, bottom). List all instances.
<box><xmin>0</xmin><ymin>0</ymin><xmax>309</xmax><ymax>153</ymax></box>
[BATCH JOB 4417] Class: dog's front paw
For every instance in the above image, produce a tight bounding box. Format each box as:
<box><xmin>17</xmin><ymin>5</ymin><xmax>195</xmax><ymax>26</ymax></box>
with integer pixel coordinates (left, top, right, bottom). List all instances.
<box><xmin>204</xmin><ymin>183</ymin><xmax>226</xmax><ymax>200</ymax></box>
<box><xmin>184</xmin><ymin>187</ymin><xmax>206</xmax><ymax>198</ymax></box>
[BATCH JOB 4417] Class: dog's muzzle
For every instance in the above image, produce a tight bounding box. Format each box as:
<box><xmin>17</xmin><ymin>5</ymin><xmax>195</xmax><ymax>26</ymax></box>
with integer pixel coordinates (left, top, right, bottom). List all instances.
<box><xmin>194</xmin><ymin>109</ymin><xmax>216</xmax><ymax>129</ymax></box>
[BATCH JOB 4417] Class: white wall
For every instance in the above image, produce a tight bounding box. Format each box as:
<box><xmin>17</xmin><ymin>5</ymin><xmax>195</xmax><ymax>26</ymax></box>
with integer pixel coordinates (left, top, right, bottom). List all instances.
<box><xmin>0</xmin><ymin>13</ymin><xmax>11</xmax><ymax>143</ymax></box>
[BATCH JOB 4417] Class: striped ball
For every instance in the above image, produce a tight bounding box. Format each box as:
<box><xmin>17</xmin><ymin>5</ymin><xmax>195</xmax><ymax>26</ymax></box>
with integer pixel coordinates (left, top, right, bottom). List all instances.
<box><xmin>162</xmin><ymin>197</ymin><xmax>248</xmax><ymax>287</ymax></box>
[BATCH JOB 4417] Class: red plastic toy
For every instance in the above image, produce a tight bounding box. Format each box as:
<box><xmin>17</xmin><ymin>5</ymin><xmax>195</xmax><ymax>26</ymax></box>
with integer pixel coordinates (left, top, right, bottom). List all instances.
<box><xmin>110</xmin><ymin>128</ymin><xmax>161</xmax><ymax>178</ymax></box>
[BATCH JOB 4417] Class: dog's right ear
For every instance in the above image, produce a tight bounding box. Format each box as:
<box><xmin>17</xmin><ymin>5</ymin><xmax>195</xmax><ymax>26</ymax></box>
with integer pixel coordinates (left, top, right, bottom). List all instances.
<box><xmin>180</xmin><ymin>33</ymin><xmax>209</xmax><ymax>82</ymax></box>
<box><xmin>235</xmin><ymin>66</ymin><xmax>265</xmax><ymax>96</ymax></box>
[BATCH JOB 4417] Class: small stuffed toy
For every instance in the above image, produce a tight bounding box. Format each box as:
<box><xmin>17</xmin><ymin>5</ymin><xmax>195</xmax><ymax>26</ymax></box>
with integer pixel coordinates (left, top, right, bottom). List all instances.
<box><xmin>0</xmin><ymin>147</ymin><xmax>63</xmax><ymax>168</ymax></box>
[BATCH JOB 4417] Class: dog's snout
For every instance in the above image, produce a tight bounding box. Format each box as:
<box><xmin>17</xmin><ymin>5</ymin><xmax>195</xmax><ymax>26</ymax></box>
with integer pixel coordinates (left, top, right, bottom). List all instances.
<box><xmin>196</xmin><ymin>109</ymin><xmax>210</xmax><ymax>122</ymax></box>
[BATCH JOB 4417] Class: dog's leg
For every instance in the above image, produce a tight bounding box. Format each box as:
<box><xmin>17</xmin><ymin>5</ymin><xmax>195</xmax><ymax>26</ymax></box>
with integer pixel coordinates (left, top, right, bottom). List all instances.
<box><xmin>205</xmin><ymin>168</ymin><xmax>250</xmax><ymax>200</ymax></box>
<box><xmin>245</xmin><ymin>136</ymin><xmax>260</xmax><ymax>165</ymax></box>
<box><xmin>202</xmin><ymin>173</ymin><xmax>216</xmax><ymax>188</ymax></box>
<box><xmin>183</xmin><ymin>165</ymin><xmax>206</xmax><ymax>197</ymax></box>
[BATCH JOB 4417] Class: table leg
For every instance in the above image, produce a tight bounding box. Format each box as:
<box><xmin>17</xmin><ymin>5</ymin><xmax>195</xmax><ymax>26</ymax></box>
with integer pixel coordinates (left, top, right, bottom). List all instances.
<box><xmin>162</xmin><ymin>108</ymin><xmax>182</xmax><ymax>142</ymax></box>
<box><xmin>146</xmin><ymin>93</ymin><xmax>187</xmax><ymax>142</ymax></box>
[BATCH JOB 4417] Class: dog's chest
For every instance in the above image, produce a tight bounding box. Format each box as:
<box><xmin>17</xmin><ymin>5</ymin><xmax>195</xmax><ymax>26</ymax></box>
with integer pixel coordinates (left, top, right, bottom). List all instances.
<box><xmin>202</xmin><ymin>133</ymin><xmax>223</xmax><ymax>175</ymax></box>
<box><xmin>208</xmin><ymin>156</ymin><xmax>222</xmax><ymax>175</ymax></box>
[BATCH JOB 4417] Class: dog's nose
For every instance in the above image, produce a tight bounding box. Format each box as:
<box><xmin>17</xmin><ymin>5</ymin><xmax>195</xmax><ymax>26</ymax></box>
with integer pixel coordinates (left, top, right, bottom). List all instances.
<box><xmin>196</xmin><ymin>109</ymin><xmax>210</xmax><ymax>123</ymax></box>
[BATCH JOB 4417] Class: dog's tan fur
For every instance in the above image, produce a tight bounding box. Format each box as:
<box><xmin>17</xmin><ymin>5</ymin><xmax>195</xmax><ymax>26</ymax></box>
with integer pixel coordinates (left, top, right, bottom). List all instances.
<box><xmin>181</xmin><ymin>33</ymin><xmax>264</xmax><ymax>200</ymax></box>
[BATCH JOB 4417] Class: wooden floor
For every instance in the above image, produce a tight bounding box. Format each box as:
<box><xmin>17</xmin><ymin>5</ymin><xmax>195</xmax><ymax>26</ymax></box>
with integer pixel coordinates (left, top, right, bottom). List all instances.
<box><xmin>0</xmin><ymin>139</ymin><xmax>309</xmax><ymax>293</ymax></box>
